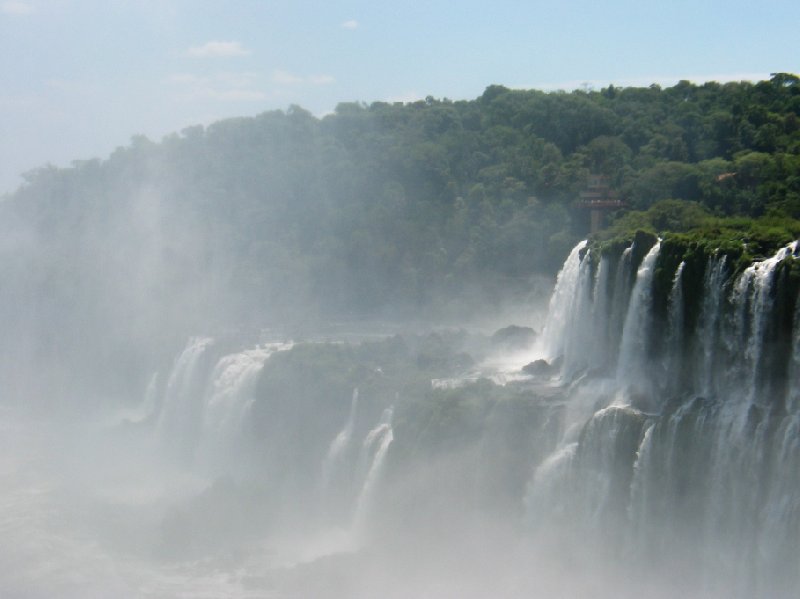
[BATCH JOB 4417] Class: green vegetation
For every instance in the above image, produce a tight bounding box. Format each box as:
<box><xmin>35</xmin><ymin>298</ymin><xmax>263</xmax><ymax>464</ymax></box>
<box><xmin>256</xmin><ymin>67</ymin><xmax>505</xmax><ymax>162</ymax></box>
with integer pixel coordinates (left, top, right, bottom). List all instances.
<box><xmin>2</xmin><ymin>75</ymin><xmax>799</xmax><ymax>400</ymax></box>
<box><xmin>5</xmin><ymin>74</ymin><xmax>799</xmax><ymax>318</ymax></box>
<box><xmin>598</xmin><ymin>199</ymin><xmax>800</xmax><ymax>265</ymax></box>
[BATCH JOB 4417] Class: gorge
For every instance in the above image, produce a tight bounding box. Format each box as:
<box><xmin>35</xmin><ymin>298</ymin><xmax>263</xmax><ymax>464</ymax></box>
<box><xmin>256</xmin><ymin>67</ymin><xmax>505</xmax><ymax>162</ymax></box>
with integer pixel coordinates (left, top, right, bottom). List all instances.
<box><xmin>3</xmin><ymin>235</ymin><xmax>796</xmax><ymax>597</ymax></box>
<box><xmin>2</xmin><ymin>77</ymin><xmax>800</xmax><ymax>597</ymax></box>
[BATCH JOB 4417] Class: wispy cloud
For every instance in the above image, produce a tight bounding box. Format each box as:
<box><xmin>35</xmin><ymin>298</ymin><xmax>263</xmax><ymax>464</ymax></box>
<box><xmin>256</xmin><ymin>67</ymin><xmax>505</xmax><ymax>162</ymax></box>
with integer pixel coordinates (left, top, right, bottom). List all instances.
<box><xmin>1</xmin><ymin>1</ymin><xmax>34</xmax><ymax>15</ymax></box>
<box><xmin>186</xmin><ymin>41</ymin><xmax>251</xmax><ymax>58</ymax></box>
<box><xmin>272</xmin><ymin>69</ymin><xmax>335</xmax><ymax>86</ymax></box>
<box><xmin>169</xmin><ymin>72</ymin><xmax>266</xmax><ymax>102</ymax></box>
<box><xmin>341</xmin><ymin>19</ymin><xmax>358</xmax><ymax>30</ymax></box>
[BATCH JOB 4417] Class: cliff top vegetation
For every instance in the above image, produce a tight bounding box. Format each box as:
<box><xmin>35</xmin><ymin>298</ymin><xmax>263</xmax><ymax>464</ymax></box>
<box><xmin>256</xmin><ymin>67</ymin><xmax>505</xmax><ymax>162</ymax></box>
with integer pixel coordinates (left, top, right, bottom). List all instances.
<box><xmin>1</xmin><ymin>73</ymin><xmax>799</xmax><ymax>400</ymax></box>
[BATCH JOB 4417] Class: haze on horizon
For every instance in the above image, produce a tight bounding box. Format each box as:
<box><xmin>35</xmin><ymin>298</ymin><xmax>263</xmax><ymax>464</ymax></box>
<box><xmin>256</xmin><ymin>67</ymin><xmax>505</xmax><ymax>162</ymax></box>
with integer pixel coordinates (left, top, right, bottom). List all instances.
<box><xmin>1</xmin><ymin>0</ymin><xmax>796</xmax><ymax>194</ymax></box>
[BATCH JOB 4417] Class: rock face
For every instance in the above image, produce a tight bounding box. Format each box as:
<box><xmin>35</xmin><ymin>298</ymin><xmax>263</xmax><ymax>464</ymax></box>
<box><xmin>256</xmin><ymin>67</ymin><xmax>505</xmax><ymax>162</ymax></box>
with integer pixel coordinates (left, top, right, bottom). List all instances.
<box><xmin>142</xmin><ymin>236</ymin><xmax>800</xmax><ymax>598</ymax></box>
<box><xmin>522</xmin><ymin>359</ymin><xmax>555</xmax><ymax>376</ymax></box>
<box><xmin>519</xmin><ymin>237</ymin><xmax>800</xmax><ymax>596</ymax></box>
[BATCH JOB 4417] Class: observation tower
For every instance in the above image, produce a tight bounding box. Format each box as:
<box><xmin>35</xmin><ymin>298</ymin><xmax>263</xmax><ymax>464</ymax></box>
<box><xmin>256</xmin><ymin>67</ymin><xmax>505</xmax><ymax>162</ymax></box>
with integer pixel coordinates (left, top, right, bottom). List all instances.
<box><xmin>578</xmin><ymin>175</ymin><xmax>624</xmax><ymax>233</ymax></box>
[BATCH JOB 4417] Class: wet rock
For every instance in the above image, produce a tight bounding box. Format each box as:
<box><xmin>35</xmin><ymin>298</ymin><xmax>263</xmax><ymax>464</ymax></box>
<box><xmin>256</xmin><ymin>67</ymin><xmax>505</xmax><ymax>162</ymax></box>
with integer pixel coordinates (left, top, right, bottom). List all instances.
<box><xmin>522</xmin><ymin>359</ymin><xmax>554</xmax><ymax>376</ymax></box>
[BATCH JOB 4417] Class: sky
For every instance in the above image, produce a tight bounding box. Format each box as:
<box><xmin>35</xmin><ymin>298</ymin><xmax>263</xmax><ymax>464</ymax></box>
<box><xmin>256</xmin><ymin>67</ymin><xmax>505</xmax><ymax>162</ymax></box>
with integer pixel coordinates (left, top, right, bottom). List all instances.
<box><xmin>0</xmin><ymin>0</ymin><xmax>797</xmax><ymax>194</ymax></box>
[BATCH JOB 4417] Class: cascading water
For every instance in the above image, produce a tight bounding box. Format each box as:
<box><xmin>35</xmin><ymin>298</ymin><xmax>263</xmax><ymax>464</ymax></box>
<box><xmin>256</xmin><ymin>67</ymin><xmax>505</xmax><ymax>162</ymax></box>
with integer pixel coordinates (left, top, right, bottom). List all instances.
<box><xmin>588</xmin><ymin>256</ymin><xmax>612</xmax><ymax>371</ymax></box>
<box><xmin>153</xmin><ymin>338</ymin><xmax>290</xmax><ymax>471</ymax></box>
<box><xmin>626</xmin><ymin>421</ymin><xmax>655</xmax><ymax>550</ymax></box>
<box><xmin>317</xmin><ymin>388</ymin><xmax>363</xmax><ymax>526</ymax></box>
<box><xmin>696</xmin><ymin>255</ymin><xmax>727</xmax><ymax>397</ymax></box>
<box><xmin>6</xmin><ymin>235</ymin><xmax>799</xmax><ymax>598</ymax></box>
<box><xmin>538</xmin><ymin>240</ymin><xmax>588</xmax><ymax>363</ymax></box>
<box><xmin>154</xmin><ymin>336</ymin><xmax>214</xmax><ymax>458</ymax></box>
<box><xmin>608</xmin><ymin>245</ymin><xmax>634</xmax><ymax>364</ymax></box>
<box><xmin>124</xmin><ymin>372</ymin><xmax>159</xmax><ymax>424</ymax></box>
<box><xmin>523</xmin><ymin>238</ymin><xmax>800</xmax><ymax>598</ymax></box>
<box><xmin>352</xmin><ymin>407</ymin><xmax>394</xmax><ymax>539</ymax></box>
<box><xmin>615</xmin><ymin>240</ymin><xmax>661</xmax><ymax>398</ymax></box>
<box><xmin>196</xmin><ymin>343</ymin><xmax>289</xmax><ymax>473</ymax></box>
<box><xmin>730</xmin><ymin>241</ymin><xmax>798</xmax><ymax>407</ymax></box>
<box><xmin>321</xmin><ymin>388</ymin><xmax>359</xmax><ymax>494</ymax></box>
<box><xmin>560</xmin><ymin>248</ymin><xmax>596</xmax><ymax>378</ymax></box>
<box><xmin>663</xmin><ymin>261</ymin><xmax>685</xmax><ymax>395</ymax></box>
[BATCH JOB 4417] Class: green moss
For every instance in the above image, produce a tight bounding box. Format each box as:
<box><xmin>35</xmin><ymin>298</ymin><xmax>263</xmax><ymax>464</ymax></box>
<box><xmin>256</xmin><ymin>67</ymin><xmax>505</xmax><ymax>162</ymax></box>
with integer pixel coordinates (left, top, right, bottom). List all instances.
<box><xmin>585</xmin><ymin>206</ymin><xmax>798</xmax><ymax>392</ymax></box>
<box><xmin>592</xmin><ymin>199</ymin><xmax>800</xmax><ymax>275</ymax></box>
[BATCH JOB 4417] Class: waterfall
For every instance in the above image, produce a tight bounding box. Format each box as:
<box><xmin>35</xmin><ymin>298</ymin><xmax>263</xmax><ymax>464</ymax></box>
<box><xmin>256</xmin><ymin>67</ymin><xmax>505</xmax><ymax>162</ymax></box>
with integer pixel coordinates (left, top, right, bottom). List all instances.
<box><xmin>626</xmin><ymin>421</ymin><xmax>655</xmax><ymax>550</ymax></box>
<box><xmin>616</xmin><ymin>240</ymin><xmax>661</xmax><ymax>401</ymax></box>
<box><xmin>527</xmin><ymin>442</ymin><xmax>577</xmax><ymax>502</ymax></box>
<box><xmin>352</xmin><ymin>407</ymin><xmax>394</xmax><ymax>538</ymax></box>
<box><xmin>203</xmin><ymin>346</ymin><xmax>275</xmax><ymax>437</ymax></box>
<box><xmin>123</xmin><ymin>372</ymin><xmax>159</xmax><ymax>424</ymax></box>
<box><xmin>559</xmin><ymin>249</ymin><xmax>597</xmax><ymax>378</ymax></box>
<box><xmin>573</xmin><ymin>406</ymin><xmax>646</xmax><ymax>531</ymax></box>
<box><xmin>607</xmin><ymin>245</ymin><xmax>634</xmax><ymax>366</ymax></box>
<box><xmin>524</xmin><ymin>441</ymin><xmax>578</xmax><ymax>536</ymax></box>
<box><xmin>196</xmin><ymin>343</ymin><xmax>288</xmax><ymax>472</ymax></box>
<box><xmin>664</xmin><ymin>261</ymin><xmax>685</xmax><ymax>394</ymax></box>
<box><xmin>320</xmin><ymin>388</ymin><xmax>359</xmax><ymax>497</ymax></box>
<box><xmin>154</xmin><ymin>338</ymin><xmax>290</xmax><ymax>470</ymax></box>
<box><xmin>696</xmin><ymin>255</ymin><xmax>727</xmax><ymax>396</ymax></box>
<box><xmin>538</xmin><ymin>240</ymin><xmax>587</xmax><ymax>362</ymax></box>
<box><xmin>729</xmin><ymin>241</ymin><xmax>798</xmax><ymax>406</ymax></box>
<box><xmin>154</xmin><ymin>336</ymin><xmax>214</xmax><ymax>455</ymax></box>
<box><xmin>786</xmin><ymin>299</ymin><xmax>800</xmax><ymax>414</ymax></box>
<box><xmin>588</xmin><ymin>256</ymin><xmax>612</xmax><ymax>371</ymax></box>
<box><xmin>522</xmin><ymin>239</ymin><xmax>800</xmax><ymax>597</ymax></box>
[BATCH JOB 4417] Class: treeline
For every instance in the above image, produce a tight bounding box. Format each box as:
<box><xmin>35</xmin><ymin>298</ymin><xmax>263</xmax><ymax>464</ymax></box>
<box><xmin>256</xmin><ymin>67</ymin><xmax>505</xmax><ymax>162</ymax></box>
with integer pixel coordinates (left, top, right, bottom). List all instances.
<box><xmin>7</xmin><ymin>74</ymin><xmax>800</xmax><ymax>311</ymax></box>
<box><xmin>1</xmin><ymin>74</ymin><xmax>799</xmax><ymax>400</ymax></box>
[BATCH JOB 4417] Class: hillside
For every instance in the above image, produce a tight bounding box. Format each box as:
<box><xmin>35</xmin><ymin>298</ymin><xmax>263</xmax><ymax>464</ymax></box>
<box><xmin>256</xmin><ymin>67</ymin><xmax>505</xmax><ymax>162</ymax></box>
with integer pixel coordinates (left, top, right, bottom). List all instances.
<box><xmin>1</xmin><ymin>74</ymin><xmax>798</xmax><ymax>400</ymax></box>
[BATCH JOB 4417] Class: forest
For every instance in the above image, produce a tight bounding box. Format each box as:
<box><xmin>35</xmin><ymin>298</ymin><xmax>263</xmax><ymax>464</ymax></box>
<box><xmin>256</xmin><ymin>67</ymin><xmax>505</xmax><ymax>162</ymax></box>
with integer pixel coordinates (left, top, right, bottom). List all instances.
<box><xmin>1</xmin><ymin>73</ymin><xmax>799</xmax><ymax>401</ymax></box>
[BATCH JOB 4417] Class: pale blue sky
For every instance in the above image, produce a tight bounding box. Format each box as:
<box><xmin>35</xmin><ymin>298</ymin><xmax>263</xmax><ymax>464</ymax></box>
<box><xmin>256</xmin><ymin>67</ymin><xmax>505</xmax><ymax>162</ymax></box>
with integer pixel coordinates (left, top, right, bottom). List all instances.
<box><xmin>1</xmin><ymin>0</ymin><xmax>797</xmax><ymax>193</ymax></box>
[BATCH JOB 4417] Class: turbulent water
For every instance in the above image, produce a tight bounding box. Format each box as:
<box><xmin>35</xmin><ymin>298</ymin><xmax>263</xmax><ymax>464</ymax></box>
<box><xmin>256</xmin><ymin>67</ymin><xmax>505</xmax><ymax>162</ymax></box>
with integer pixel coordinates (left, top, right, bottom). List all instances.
<box><xmin>1</xmin><ymin>238</ymin><xmax>799</xmax><ymax>597</ymax></box>
<box><xmin>523</xmin><ymin>237</ymin><xmax>800</xmax><ymax>597</ymax></box>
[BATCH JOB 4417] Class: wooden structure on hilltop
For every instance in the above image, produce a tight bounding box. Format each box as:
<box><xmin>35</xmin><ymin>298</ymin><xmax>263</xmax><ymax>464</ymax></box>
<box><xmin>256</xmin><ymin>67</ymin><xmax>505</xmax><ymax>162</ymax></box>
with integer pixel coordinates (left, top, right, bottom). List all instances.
<box><xmin>578</xmin><ymin>175</ymin><xmax>624</xmax><ymax>233</ymax></box>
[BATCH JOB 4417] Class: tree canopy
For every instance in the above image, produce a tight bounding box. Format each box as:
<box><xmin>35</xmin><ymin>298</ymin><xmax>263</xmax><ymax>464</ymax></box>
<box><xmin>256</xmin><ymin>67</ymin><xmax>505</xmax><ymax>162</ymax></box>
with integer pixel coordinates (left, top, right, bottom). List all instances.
<box><xmin>1</xmin><ymin>75</ymin><xmax>799</xmax><ymax>390</ymax></box>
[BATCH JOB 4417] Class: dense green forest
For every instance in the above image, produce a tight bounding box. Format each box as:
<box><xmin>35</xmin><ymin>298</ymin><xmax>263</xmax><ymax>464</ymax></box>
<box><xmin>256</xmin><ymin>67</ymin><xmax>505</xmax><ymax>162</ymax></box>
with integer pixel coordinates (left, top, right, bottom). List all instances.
<box><xmin>1</xmin><ymin>74</ymin><xmax>799</xmax><ymax>401</ymax></box>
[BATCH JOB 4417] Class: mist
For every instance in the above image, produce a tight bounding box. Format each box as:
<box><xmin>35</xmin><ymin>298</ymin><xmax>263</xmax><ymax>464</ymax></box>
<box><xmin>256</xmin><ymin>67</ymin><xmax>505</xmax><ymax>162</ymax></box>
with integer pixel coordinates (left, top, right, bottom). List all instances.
<box><xmin>2</xmin><ymin>75</ymin><xmax>800</xmax><ymax>599</ymax></box>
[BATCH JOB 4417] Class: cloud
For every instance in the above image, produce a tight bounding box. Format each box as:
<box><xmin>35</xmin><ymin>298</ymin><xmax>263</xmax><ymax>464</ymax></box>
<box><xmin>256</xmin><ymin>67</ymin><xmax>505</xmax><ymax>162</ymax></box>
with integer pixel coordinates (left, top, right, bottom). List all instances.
<box><xmin>272</xmin><ymin>70</ymin><xmax>335</xmax><ymax>86</ymax></box>
<box><xmin>341</xmin><ymin>19</ymin><xmax>358</xmax><ymax>30</ymax></box>
<box><xmin>1</xmin><ymin>1</ymin><xmax>34</xmax><ymax>15</ymax></box>
<box><xmin>186</xmin><ymin>41</ymin><xmax>251</xmax><ymax>58</ymax></box>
